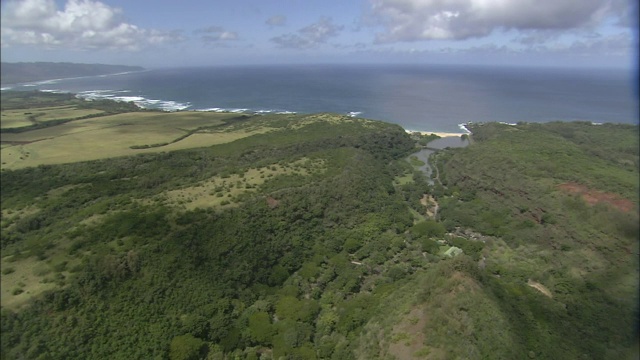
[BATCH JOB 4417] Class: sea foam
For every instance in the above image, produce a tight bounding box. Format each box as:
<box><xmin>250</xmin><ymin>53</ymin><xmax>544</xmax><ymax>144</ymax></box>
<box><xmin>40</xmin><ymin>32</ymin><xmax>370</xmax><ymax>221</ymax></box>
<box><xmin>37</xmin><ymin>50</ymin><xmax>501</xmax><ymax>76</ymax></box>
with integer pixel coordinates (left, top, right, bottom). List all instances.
<box><xmin>458</xmin><ymin>123</ymin><xmax>473</xmax><ymax>134</ymax></box>
<box><xmin>75</xmin><ymin>90</ymin><xmax>190</xmax><ymax>111</ymax></box>
<box><xmin>196</xmin><ymin>107</ymin><xmax>297</xmax><ymax>115</ymax></box>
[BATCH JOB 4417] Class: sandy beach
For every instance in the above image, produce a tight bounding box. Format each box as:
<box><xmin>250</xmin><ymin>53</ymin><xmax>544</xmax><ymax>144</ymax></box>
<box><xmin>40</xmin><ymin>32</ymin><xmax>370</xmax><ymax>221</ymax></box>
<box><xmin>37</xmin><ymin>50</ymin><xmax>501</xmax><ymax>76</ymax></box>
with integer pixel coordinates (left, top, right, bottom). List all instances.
<box><xmin>405</xmin><ymin>130</ymin><xmax>469</xmax><ymax>137</ymax></box>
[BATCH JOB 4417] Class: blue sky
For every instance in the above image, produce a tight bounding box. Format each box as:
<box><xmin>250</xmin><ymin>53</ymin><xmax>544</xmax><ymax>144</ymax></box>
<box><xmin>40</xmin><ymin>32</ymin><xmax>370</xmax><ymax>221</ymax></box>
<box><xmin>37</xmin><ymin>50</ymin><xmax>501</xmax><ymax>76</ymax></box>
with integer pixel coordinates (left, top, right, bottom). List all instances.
<box><xmin>1</xmin><ymin>0</ymin><xmax>638</xmax><ymax>69</ymax></box>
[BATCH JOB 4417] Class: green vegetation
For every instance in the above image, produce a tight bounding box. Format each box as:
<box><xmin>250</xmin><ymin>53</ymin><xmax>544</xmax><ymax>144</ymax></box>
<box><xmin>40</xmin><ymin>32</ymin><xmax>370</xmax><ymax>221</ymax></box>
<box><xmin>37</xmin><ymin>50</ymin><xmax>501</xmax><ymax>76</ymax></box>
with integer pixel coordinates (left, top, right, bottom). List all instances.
<box><xmin>407</xmin><ymin>131</ymin><xmax>441</xmax><ymax>146</ymax></box>
<box><xmin>0</xmin><ymin>92</ymin><xmax>637</xmax><ymax>360</ymax></box>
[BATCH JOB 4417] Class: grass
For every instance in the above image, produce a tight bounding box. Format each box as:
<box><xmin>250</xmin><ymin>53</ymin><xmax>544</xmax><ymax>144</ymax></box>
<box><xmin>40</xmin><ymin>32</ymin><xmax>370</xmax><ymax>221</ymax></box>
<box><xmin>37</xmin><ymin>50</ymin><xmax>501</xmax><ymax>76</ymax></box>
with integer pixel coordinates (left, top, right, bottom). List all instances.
<box><xmin>393</xmin><ymin>173</ymin><xmax>414</xmax><ymax>186</ymax></box>
<box><xmin>0</xmin><ymin>112</ymin><xmax>261</xmax><ymax>169</ymax></box>
<box><xmin>0</xmin><ymin>111</ymin><xmax>372</xmax><ymax>170</ymax></box>
<box><xmin>0</xmin><ymin>105</ymin><xmax>105</xmax><ymax>129</ymax></box>
<box><xmin>159</xmin><ymin>158</ymin><xmax>327</xmax><ymax>210</ymax></box>
<box><xmin>1</xmin><ymin>256</ymin><xmax>58</xmax><ymax>311</ymax></box>
<box><xmin>408</xmin><ymin>156</ymin><xmax>426</xmax><ymax>167</ymax></box>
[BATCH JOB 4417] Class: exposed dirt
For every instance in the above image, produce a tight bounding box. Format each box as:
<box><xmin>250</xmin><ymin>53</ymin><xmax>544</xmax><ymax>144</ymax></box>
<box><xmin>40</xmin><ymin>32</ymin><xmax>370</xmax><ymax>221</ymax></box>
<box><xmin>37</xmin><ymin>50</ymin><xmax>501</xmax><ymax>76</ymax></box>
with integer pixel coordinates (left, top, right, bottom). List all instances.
<box><xmin>527</xmin><ymin>279</ymin><xmax>553</xmax><ymax>298</ymax></box>
<box><xmin>266</xmin><ymin>196</ymin><xmax>280</xmax><ymax>209</ymax></box>
<box><xmin>557</xmin><ymin>182</ymin><xmax>636</xmax><ymax>213</ymax></box>
<box><xmin>421</xmin><ymin>194</ymin><xmax>439</xmax><ymax>218</ymax></box>
<box><xmin>387</xmin><ymin>307</ymin><xmax>429</xmax><ymax>360</ymax></box>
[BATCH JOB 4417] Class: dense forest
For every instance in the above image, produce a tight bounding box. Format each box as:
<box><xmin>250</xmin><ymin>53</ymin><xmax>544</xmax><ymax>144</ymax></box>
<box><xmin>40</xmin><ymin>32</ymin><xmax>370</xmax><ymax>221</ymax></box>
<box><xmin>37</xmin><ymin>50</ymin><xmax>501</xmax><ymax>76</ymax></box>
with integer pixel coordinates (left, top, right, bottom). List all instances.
<box><xmin>0</xmin><ymin>93</ymin><xmax>638</xmax><ymax>359</ymax></box>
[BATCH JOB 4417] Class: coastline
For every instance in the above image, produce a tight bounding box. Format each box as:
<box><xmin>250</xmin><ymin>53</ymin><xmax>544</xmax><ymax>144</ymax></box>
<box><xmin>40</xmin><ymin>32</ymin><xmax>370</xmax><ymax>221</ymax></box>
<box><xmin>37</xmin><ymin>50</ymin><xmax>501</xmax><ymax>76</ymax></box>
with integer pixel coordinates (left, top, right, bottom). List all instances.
<box><xmin>405</xmin><ymin>128</ymin><xmax>471</xmax><ymax>138</ymax></box>
<box><xmin>407</xmin><ymin>131</ymin><xmax>466</xmax><ymax>137</ymax></box>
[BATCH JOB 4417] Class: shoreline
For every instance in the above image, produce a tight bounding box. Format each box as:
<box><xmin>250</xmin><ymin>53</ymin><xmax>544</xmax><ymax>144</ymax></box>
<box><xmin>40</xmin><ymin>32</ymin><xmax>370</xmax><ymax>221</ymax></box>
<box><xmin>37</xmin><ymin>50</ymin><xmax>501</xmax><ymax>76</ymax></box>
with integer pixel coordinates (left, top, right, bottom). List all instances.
<box><xmin>405</xmin><ymin>129</ymin><xmax>470</xmax><ymax>138</ymax></box>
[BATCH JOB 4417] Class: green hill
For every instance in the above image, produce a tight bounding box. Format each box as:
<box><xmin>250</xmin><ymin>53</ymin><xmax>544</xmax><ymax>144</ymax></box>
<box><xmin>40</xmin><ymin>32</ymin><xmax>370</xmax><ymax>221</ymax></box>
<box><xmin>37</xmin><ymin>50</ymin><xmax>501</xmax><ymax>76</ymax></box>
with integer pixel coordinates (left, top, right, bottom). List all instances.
<box><xmin>0</xmin><ymin>92</ymin><xmax>637</xmax><ymax>359</ymax></box>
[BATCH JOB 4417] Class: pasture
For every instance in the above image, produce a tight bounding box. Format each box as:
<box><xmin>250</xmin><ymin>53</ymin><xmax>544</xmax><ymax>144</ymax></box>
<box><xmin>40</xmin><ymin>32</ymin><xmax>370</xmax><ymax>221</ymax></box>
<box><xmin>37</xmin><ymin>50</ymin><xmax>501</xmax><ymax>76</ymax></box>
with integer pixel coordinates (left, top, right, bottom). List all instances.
<box><xmin>0</xmin><ymin>105</ymin><xmax>105</xmax><ymax>128</ymax></box>
<box><xmin>159</xmin><ymin>157</ymin><xmax>327</xmax><ymax>210</ymax></box>
<box><xmin>0</xmin><ymin>111</ymin><xmax>267</xmax><ymax>169</ymax></box>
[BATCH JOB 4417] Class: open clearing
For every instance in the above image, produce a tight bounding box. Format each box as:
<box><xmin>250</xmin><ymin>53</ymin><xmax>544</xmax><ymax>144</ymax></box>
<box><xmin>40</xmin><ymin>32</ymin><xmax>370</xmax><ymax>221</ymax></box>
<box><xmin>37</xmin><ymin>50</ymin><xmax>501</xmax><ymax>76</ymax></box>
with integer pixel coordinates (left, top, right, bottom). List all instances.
<box><xmin>0</xmin><ymin>111</ymin><xmax>264</xmax><ymax>169</ymax></box>
<box><xmin>1</xmin><ymin>256</ymin><xmax>59</xmax><ymax>311</ymax></box>
<box><xmin>158</xmin><ymin>158</ymin><xmax>326</xmax><ymax>210</ymax></box>
<box><xmin>557</xmin><ymin>182</ymin><xmax>636</xmax><ymax>213</ymax></box>
<box><xmin>387</xmin><ymin>307</ymin><xmax>432</xmax><ymax>360</ymax></box>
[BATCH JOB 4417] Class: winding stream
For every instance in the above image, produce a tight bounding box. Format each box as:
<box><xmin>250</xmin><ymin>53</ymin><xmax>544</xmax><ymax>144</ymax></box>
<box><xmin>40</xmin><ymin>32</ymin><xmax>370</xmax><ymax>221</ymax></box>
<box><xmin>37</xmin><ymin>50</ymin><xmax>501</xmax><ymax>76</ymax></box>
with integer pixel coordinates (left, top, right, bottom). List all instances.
<box><xmin>410</xmin><ymin>136</ymin><xmax>470</xmax><ymax>184</ymax></box>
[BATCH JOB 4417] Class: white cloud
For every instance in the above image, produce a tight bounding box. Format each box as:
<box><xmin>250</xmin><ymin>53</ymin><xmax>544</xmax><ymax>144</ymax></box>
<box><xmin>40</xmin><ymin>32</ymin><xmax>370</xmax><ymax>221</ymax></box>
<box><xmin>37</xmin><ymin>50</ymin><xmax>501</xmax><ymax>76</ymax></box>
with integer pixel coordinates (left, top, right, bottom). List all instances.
<box><xmin>271</xmin><ymin>17</ymin><xmax>343</xmax><ymax>49</ymax></box>
<box><xmin>266</xmin><ymin>15</ymin><xmax>287</xmax><ymax>27</ymax></box>
<box><xmin>369</xmin><ymin>0</ymin><xmax>632</xmax><ymax>42</ymax></box>
<box><xmin>194</xmin><ymin>26</ymin><xmax>239</xmax><ymax>43</ymax></box>
<box><xmin>1</xmin><ymin>0</ymin><xmax>183</xmax><ymax>50</ymax></box>
<box><xmin>534</xmin><ymin>33</ymin><xmax>635</xmax><ymax>56</ymax></box>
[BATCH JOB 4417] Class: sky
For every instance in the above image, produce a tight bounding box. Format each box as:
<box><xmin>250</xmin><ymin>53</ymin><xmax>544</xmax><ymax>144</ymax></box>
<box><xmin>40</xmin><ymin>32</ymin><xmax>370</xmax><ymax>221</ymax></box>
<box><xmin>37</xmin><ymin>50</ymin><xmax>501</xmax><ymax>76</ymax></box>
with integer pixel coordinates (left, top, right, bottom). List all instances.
<box><xmin>1</xmin><ymin>0</ymin><xmax>638</xmax><ymax>69</ymax></box>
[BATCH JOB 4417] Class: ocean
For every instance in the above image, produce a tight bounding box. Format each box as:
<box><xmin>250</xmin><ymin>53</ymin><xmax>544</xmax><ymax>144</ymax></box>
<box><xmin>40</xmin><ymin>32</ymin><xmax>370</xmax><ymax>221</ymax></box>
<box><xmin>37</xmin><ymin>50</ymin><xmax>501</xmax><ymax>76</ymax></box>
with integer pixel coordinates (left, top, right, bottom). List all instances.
<box><xmin>2</xmin><ymin>64</ymin><xmax>637</xmax><ymax>133</ymax></box>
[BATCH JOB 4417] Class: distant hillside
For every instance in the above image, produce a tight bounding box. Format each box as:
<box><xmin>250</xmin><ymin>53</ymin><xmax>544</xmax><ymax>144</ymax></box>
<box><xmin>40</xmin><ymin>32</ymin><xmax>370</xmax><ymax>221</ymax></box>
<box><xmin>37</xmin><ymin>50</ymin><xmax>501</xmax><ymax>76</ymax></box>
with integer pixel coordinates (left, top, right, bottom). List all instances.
<box><xmin>0</xmin><ymin>62</ymin><xmax>144</xmax><ymax>85</ymax></box>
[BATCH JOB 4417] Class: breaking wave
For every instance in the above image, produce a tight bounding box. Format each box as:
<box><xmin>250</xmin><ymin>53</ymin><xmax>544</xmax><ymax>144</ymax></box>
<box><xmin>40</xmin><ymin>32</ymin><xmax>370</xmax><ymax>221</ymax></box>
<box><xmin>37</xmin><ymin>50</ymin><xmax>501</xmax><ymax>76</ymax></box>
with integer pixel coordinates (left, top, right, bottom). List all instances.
<box><xmin>75</xmin><ymin>90</ymin><xmax>191</xmax><ymax>111</ymax></box>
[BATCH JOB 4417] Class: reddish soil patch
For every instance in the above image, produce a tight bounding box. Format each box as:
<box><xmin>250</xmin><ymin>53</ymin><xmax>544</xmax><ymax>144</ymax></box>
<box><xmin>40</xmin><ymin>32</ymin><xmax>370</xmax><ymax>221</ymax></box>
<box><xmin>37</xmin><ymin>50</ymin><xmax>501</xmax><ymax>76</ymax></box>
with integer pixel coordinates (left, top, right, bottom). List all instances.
<box><xmin>266</xmin><ymin>196</ymin><xmax>280</xmax><ymax>209</ymax></box>
<box><xmin>558</xmin><ymin>182</ymin><xmax>636</xmax><ymax>213</ymax></box>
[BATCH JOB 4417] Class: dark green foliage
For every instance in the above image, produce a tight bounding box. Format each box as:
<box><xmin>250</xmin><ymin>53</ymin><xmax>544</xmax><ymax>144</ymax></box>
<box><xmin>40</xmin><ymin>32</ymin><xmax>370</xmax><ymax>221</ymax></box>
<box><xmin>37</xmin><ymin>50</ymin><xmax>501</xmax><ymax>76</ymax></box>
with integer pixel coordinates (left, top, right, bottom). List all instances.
<box><xmin>2</xmin><ymin>119</ymin><xmax>637</xmax><ymax>359</ymax></box>
<box><xmin>0</xmin><ymin>113</ymin><xmax>416</xmax><ymax>359</ymax></box>
<box><xmin>411</xmin><ymin>220</ymin><xmax>446</xmax><ymax>238</ymax></box>
<box><xmin>419</xmin><ymin>238</ymin><xmax>440</xmax><ymax>254</ymax></box>
<box><xmin>1</xmin><ymin>90</ymin><xmax>77</xmax><ymax>109</ymax></box>
<box><xmin>434</xmin><ymin>121</ymin><xmax>639</xmax><ymax>358</ymax></box>
<box><xmin>169</xmin><ymin>334</ymin><xmax>207</xmax><ymax>360</ymax></box>
<box><xmin>247</xmin><ymin>312</ymin><xmax>273</xmax><ymax>345</ymax></box>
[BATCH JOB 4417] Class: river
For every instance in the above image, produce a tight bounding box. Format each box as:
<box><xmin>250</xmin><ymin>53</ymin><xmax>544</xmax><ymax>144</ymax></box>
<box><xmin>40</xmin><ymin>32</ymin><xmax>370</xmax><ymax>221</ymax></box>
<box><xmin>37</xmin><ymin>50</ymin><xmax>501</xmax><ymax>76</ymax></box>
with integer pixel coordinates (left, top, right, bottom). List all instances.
<box><xmin>410</xmin><ymin>136</ymin><xmax>470</xmax><ymax>184</ymax></box>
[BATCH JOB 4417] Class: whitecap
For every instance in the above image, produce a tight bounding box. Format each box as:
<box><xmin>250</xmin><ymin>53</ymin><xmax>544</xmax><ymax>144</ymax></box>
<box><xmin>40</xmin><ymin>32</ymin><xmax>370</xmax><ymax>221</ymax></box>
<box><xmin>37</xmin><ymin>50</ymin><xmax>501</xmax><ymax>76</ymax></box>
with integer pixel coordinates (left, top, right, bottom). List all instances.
<box><xmin>195</xmin><ymin>108</ymin><xmax>225</xmax><ymax>112</ymax></box>
<box><xmin>0</xmin><ymin>87</ymin><xmax>12</xmax><ymax>91</ymax></box>
<box><xmin>347</xmin><ymin>111</ymin><xmax>362</xmax><ymax>117</ymax></box>
<box><xmin>458</xmin><ymin>123</ymin><xmax>472</xmax><ymax>134</ymax></box>
<box><xmin>75</xmin><ymin>89</ymin><xmax>190</xmax><ymax>111</ymax></box>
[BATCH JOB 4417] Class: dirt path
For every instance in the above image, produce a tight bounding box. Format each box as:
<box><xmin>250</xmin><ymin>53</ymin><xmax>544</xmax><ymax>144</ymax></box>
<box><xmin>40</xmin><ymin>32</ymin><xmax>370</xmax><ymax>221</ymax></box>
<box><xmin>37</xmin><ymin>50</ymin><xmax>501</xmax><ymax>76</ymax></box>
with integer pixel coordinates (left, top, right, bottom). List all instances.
<box><xmin>421</xmin><ymin>194</ymin><xmax>439</xmax><ymax>219</ymax></box>
<box><xmin>527</xmin><ymin>279</ymin><xmax>552</xmax><ymax>298</ymax></box>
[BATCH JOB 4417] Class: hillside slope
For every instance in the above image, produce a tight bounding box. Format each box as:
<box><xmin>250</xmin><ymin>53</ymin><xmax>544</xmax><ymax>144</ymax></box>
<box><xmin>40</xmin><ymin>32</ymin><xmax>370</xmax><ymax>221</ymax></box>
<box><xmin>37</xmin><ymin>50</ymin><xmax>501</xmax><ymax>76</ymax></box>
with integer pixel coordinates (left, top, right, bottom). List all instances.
<box><xmin>0</xmin><ymin>93</ymin><xmax>637</xmax><ymax>359</ymax></box>
<box><xmin>359</xmin><ymin>122</ymin><xmax>639</xmax><ymax>360</ymax></box>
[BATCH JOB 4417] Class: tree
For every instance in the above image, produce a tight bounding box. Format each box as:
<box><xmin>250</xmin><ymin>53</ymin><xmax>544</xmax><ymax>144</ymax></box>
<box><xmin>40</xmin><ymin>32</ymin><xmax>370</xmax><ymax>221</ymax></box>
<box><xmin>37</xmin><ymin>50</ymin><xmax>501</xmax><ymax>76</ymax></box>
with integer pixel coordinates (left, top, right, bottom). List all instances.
<box><xmin>169</xmin><ymin>334</ymin><xmax>207</xmax><ymax>360</ymax></box>
<box><xmin>248</xmin><ymin>312</ymin><xmax>273</xmax><ymax>345</ymax></box>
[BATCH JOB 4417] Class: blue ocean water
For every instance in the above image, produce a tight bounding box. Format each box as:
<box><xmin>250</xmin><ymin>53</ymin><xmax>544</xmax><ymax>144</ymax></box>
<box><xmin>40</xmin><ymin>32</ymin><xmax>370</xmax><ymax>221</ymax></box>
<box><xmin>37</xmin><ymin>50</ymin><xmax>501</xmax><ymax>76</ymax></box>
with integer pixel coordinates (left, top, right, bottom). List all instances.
<box><xmin>2</xmin><ymin>64</ymin><xmax>637</xmax><ymax>133</ymax></box>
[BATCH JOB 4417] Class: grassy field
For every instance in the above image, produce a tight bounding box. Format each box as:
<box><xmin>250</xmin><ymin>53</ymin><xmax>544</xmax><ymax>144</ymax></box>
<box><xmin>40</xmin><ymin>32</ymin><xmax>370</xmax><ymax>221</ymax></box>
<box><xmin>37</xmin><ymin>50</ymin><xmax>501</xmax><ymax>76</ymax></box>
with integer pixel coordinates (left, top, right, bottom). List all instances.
<box><xmin>0</xmin><ymin>105</ymin><xmax>105</xmax><ymax>128</ymax></box>
<box><xmin>158</xmin><ymin>158</ymin><xmax>327</xmax><ymax>210</ymax></box>
<box><xmin>0</xmin><ymin>256</ymin><xmax>60</xmax><ymax>311</ymax></box>
<box><xmin>0</xmin><ymin>111</ymin><xmax>264</xmax><ymax>169</ymax></box>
